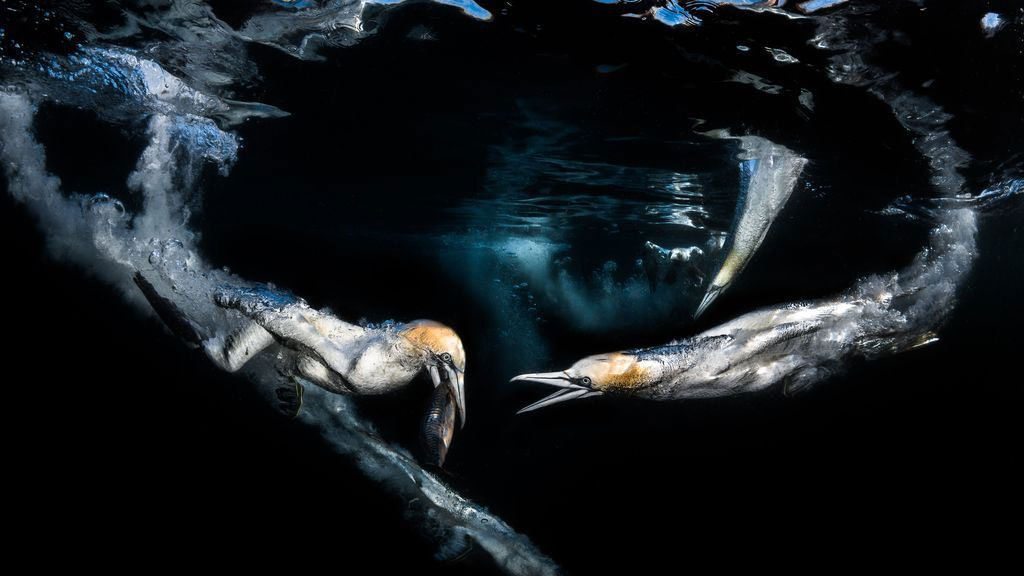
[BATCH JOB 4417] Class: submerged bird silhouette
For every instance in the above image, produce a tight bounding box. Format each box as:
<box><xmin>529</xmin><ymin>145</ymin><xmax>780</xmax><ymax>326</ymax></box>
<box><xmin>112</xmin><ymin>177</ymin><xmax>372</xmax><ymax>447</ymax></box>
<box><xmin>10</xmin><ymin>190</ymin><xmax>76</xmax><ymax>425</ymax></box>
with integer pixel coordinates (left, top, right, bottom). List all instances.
<box><xmin>695</xmin><ymin>134</ymin><xmax>807</xmax><ymax>317</ymax></box>
<box><xmin>133</xmin><ymin>273</ymin><xmax>467</xmax><ymax>428</ymax></box>
<box><xmin>515</xmin><ymin>206</ymin><xmax>978</xmax><ymax>411</ymax></box>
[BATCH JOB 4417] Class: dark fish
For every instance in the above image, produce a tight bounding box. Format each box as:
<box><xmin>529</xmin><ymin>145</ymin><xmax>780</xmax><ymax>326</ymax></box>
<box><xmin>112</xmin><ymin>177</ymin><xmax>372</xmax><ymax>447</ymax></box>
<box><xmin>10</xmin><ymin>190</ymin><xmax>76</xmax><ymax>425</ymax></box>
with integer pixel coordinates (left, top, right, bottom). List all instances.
<box><xmin>423</xmin><ymin>384</ymin><xmax>457</xmax><ymax>467</ymax></box>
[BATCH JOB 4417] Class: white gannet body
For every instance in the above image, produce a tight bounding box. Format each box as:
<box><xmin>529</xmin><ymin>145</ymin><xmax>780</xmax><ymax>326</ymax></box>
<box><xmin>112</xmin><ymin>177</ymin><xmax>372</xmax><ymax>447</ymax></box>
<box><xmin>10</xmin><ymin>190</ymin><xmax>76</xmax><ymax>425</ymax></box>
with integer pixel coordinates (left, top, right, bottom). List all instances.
<box><xmin>695</xmin><ymin>134</ymin><xmax>808</xmax><ymax>316</ymax></box>
<box><xmin>132</xmin><ymin>276</ymin><xmax>467</xmax><ymax>424</ymax></box>
<box><xmin>515</xmin><ymin>207</ymin><xmax>978</xmax><ymax>411</ymax></box>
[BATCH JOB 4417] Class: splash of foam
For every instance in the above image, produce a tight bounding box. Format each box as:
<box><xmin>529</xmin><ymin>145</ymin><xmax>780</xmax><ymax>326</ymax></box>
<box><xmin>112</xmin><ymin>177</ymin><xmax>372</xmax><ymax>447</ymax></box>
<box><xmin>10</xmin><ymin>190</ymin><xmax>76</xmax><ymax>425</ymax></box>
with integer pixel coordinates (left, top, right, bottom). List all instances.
<box><xmin>0</xmin><ymin>89</ymin><xmax>557</xmax><ymax>576</ymax></box>
<box><xmin>594</xmin><ymin>1</ymin><xmax>1014</xmax><ymax>400</ymax></box>
<box><xmin>94</xmin><ymin>0</ymin><xmax>490</xmax><ymax>63</ymax></box>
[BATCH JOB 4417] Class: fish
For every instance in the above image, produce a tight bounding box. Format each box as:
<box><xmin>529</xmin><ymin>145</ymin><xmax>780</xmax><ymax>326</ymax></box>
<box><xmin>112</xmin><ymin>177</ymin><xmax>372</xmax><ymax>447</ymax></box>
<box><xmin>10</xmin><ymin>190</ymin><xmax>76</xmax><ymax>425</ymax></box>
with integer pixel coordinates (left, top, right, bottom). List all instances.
<box><xmin>422</xmin><ymin>384</ymin><xmax>457</xmax><ymax>467</ymax></box>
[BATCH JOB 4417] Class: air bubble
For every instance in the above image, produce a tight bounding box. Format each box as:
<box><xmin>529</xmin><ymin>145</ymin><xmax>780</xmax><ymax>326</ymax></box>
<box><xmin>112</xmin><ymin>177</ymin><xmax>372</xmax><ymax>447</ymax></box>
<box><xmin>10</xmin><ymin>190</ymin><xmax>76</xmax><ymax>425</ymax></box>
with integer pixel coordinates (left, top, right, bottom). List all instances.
<box><xmin>86</xmin><ymin>193</ymin><xmax>126</xmax><ymax>218</ymax></box>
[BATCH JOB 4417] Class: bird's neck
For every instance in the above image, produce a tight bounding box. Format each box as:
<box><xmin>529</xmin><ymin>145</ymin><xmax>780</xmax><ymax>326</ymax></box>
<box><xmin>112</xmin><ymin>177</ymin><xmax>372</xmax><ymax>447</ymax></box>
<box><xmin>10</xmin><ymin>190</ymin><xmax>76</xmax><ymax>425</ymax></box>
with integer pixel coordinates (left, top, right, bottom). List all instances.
<box><xmin>328</xmin><ymin>330</ymin><xmax>428</xmax><ymax>394</ymax></box>
<box><xmin>634</xmin><ymin>335</ymin><xmax>732</xmax><ymax>395</ymax></box>
<box><xmin>389</xmin><ymin>331</ymin><xmax>431</xmax><ymax>369</ymax></box>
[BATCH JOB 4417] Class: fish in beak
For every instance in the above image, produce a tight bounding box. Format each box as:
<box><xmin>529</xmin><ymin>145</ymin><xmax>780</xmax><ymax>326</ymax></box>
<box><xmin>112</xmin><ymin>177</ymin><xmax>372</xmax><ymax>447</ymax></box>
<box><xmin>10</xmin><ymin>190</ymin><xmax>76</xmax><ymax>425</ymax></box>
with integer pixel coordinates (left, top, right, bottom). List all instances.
<box><xmin>400</xmin><ymin>320</ymin><xmax>467</xmax><ymax>428</ymax></box>
<box><xmin>429</xmin><ymin>359</ymin><xmax>466</xmax><ymax>428</ymax></box>
<box><xmin>423</xmin><ymin>384</ymin><xmax>457</xmax><ymax>467</ymax></box>
<box><xmin>511</xmin><ymin>371</ymin><xmax>602</xmax><ymax>414</ymax></box>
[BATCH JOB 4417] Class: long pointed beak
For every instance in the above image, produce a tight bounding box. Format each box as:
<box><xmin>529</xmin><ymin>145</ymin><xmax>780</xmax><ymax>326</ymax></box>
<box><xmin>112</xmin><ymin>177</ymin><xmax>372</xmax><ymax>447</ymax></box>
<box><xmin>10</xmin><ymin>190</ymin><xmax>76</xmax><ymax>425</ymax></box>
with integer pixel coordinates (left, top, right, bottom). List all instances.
<box><xmin>512</xmin><ymin>371</ymin><xmax>602</xmax><ymax>414</ymax></box>
<box><xmin>517</xmin><ymin>388</ymin><xmax>601</xmax><ymax>414</ymax></box>
<box><xmin>510</xmin><ymin>371</ymin><xmax>577</xmax><ymax>387</ymax></box>
<box><xmin>446</xmin><ymin>365</ymin><xmax>466</xmax><ymax>429</ymax></box>
<box><xmin>429</xmin><ymin>363</ymin><xmax>466</xmax><ymax>428</ymax></box>
<box><xmin>694</xmin><ymin>283</ymin><xmax>725</xmax><ymax>318</ymax></box>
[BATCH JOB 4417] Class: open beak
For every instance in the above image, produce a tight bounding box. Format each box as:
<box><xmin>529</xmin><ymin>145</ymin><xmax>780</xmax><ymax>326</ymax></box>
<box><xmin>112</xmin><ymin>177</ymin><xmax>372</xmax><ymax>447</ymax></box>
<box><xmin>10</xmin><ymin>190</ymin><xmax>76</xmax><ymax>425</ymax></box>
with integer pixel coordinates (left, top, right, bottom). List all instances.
<box><xmin>511</xmin><ymin>371</ymin><xmax>602</xmax><ymax>414</ymax></box>
<box><xmin>429</xmin><ymin>363</ymin><xmax>466</xmax><ymax>428</ymax></box>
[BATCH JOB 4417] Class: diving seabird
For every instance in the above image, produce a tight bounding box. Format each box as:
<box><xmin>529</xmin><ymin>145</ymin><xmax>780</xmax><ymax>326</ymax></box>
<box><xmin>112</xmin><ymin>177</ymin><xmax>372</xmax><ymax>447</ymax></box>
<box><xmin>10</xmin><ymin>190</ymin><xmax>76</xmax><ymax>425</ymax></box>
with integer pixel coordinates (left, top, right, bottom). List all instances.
<box><xmin>133</xmin><ymin>273</ymin><xmax>466</xmax><ymax>425</ymax></box>
<box><xmin>513</xmin><ymin>300</ymin><xmax>866</xmax><ymax>412</ymax></box>
<box><xmin>694</xmin><ymin>134</ymin><xmax>807</xmax><ymax>317</ymax></box>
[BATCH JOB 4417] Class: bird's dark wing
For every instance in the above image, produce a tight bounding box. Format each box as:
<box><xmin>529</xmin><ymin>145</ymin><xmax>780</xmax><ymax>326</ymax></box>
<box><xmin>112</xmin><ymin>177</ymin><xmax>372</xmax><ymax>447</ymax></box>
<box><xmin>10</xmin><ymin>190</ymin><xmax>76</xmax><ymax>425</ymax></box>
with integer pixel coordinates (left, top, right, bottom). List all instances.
<box><xmin>213</xmin><ymin>283</ymin><xmax>363</xmax><ymax>376</ymax></box>
<box><xmin>133</xmin><ymin>272</ymin><xmax>205</xmax><ymax>346</ymax></box>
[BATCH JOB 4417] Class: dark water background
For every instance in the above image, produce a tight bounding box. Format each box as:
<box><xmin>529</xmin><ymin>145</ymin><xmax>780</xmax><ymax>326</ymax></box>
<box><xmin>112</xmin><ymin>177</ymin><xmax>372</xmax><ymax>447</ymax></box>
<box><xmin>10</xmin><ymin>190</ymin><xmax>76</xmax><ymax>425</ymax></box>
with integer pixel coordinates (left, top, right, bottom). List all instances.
<box><xmin>3</xmin><ymin>1</ymin><xmax>1022</xmax><ymax>572</ymax></box>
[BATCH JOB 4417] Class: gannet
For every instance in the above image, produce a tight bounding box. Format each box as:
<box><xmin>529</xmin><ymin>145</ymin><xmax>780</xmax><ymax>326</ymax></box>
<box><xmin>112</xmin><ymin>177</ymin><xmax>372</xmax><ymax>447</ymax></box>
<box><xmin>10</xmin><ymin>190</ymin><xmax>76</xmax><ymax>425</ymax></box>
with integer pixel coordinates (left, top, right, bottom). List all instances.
<box><xmin>133</xmin><ymin>273</ymin><xmax>467</xmax><ymax>425</ymax></box>
<box><xmin>694</xmin><ymin>134</ymin><xmax>807</xmax><ymax>317</ymax></box>
<box><xmin>514</xmin><ymin>300</ymin><xmax>862</xmax><ymax>412</ymax></box>
<box><xmin>514</xmin><ymin>206</ymin><xmax>979</xmax><ymax>411</ymax></box>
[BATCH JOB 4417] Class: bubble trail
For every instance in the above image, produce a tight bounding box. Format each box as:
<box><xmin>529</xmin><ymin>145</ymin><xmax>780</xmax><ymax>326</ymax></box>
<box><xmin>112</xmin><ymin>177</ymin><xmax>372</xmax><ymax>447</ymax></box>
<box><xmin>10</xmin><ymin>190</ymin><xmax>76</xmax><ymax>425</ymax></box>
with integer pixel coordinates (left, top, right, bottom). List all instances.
<box><xmin>0</xmin><ymin>91</ymin><xmax>559</xmax><ymax>576</ymax></box>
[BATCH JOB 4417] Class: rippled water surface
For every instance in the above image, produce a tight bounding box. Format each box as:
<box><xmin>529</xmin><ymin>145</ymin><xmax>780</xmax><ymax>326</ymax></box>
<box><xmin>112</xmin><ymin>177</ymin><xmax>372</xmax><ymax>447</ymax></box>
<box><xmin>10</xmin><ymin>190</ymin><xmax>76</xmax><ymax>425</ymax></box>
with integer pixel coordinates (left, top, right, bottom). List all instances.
<box><xmin>2</xmin><ymin>1</ymin><xmax>1021</xmax><ymax>573</ymax></box>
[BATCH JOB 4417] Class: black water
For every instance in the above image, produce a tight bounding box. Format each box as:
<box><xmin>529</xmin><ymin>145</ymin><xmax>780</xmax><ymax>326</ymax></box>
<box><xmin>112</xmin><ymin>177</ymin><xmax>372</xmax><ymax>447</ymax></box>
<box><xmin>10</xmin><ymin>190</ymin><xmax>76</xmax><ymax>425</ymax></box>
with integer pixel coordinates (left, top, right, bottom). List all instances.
<box><xmin>3</xmin><ymin>1</ymin><xmax>1022</xmax><ymax>573</ymax></box>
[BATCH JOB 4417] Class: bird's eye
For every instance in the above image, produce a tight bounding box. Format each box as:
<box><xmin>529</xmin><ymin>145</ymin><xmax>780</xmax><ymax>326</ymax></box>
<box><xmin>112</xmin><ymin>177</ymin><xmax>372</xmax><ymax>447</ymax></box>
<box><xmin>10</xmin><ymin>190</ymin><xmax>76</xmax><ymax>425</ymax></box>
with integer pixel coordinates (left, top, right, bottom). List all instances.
<box><xmin>440</xmin><ymin>352</ymin><xmax>453</xmax><ymax>363</ymax></box>
<box><xmin>581</xmin><ymin>376</ymin><xmax>592</xmax><ymax>386</ymax></box>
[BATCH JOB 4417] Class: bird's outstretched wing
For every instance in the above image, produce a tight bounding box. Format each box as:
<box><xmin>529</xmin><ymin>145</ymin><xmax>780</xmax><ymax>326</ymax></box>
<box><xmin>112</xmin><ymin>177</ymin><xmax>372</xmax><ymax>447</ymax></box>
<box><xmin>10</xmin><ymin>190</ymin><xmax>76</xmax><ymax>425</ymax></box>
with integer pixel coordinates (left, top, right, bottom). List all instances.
<box><xmin>203</xmin><ymin>319</ymin><xmax>276</xmax><ymax>372</ymax></box>
<box><xmin>133</xmin><ymin>272</ymin><xmax>206</xmax><ymax>346</ymax></box>
<box><xmin>134</xmin><ymin>272</ymin><xmax>281</xmax><ymax>373</ymax></box>
<box><xmin>212</xmin><ymin>283</ymin><xmax>365</xmax><ymax>375</ymax></box>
